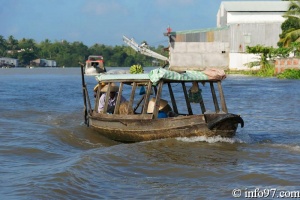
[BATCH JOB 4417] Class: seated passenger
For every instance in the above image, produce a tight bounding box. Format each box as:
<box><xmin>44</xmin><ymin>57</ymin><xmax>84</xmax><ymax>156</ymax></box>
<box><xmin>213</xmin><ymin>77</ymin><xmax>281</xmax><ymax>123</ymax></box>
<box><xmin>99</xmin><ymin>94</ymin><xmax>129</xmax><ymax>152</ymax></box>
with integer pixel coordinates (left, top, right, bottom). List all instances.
<box><xmin>98</xmin><ymin>83</ymin><xmax>126</xmax><ymax>113</ymax></box>
<box><xmin>119</xmin><ymin>101</ymin><xmax>134</xmax><ymax>115</ymax></box>
<box><xmin>147</xmin><ymin>97</ymin><xmax>172</xmax><ymax>118</ymax></box>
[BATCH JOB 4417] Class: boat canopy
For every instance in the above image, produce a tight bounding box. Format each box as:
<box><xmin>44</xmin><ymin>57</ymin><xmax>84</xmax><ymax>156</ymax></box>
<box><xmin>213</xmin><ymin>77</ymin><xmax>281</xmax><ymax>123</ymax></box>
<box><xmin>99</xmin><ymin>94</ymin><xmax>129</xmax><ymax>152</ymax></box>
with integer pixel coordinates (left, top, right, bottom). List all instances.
<box><xmin>95</xmin><ymin>68</ymin><xmax>226</xmax><ymax>84</ymax></box>
<box><xmin>95</xmin><ymin>73</ymin><xmax>150</xmax><ymax>82</ymax></box>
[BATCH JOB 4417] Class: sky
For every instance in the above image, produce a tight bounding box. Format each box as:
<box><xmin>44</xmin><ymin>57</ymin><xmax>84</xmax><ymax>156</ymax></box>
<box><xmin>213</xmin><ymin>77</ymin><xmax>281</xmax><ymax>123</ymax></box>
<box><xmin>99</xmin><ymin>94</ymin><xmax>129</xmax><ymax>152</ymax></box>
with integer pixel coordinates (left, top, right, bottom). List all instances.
<box><xmin>0</xmin><ymin>0</ymin><xmax>280</xmax><ymax>47</ymax></box>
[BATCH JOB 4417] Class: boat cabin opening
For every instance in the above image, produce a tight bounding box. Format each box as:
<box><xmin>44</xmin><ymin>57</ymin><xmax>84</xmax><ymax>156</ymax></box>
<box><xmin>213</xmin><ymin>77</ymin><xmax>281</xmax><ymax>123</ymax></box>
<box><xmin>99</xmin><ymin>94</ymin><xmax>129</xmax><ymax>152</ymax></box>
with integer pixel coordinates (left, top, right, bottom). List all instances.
<box><xmin>92</xmin><ymin>75</ymin><xmax>229</xmax><ymax>120</ymax></box>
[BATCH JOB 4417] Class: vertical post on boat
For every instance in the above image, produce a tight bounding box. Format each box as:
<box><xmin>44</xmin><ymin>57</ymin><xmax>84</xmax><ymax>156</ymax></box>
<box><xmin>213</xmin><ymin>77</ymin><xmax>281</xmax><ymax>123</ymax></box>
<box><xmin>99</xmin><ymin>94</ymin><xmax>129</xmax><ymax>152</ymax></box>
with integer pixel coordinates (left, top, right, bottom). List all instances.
<box><xmin>181</xmin><ymin>82</ymin><xmax>193</xmax><ymax>115</ymax></box>
<box><xmin>103</xmin><ymin>82</ymin><xmax>112</xmax><ymax>113</ymax></box>
<box><xmin>94</xmin><ymin>83</ymin><xmax>102</xmax><ymax>112</ymax></box>
<box><xmin>217</xmin><ymin>81</ymin><xmax>228</xmax><ymax>113</ymax></box>
<box><xmin>196</xmin><ymin>82</ymin><xmax>206</xmax><ymax>114</ymax></box>
<box><xmin>153</xmin><ymin>81</ymin><xmax>163</xmax><ymax>119</ymax></box>
<box><xmin>210</xmin><ymin>82</ymin><xmax>220</xmax><ymax>113</ymax></box>
<box><xmin>128</xmin><ymin>82</ymin><xmax>137</xmax><ymax>113</ymax></box>
<box><xmin>142</xmin><ymin>80</ymin><xmax>152</xmax><ymax>114</ymax></box>
<box><xmin>114</xmin><ymin>82</ymin><xmax>124</xmax><ymax>114</ymax></box>
<box><xmin>80</xmin><ymin>63</ymin><xmax>88</xmax><ymax>125</ymax></box>
<box><xmin>167</xmin><ymin>82</ymin><xmax>178</xmax><ymax>114</ymax></box>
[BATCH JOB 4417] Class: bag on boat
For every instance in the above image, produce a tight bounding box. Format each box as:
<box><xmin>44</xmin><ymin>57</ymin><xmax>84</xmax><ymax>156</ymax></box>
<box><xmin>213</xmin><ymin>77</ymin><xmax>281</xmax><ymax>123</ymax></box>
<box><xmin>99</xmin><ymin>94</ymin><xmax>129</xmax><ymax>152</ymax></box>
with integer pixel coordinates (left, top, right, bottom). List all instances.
<box><xmin>188</xmin><ymin>82</ymin><xmax>203</xmax><ymax>103</ymax></box>
<box><xmin>139</xmin><ymin>86</ymin><xmax>146</xmax><ymax>95</ymax></box>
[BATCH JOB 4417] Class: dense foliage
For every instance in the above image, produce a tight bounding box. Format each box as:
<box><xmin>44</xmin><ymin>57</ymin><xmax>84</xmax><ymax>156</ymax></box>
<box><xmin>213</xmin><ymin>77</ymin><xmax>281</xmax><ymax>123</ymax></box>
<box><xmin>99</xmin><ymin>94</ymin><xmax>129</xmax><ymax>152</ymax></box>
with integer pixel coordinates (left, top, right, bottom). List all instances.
<box><xmin>0</xmin><ymin>35</ymin><xmax>168</xmax><ymax>67</ymax></box>
<box><xmin>277</xmin><ymin>68</ymin><xmax>300</xmax><ymax>79</ymax></box>
<box><xmin>245</xmin><ymin>44</ymin><xmax>300</xmax><ymax>78</ymax></box>
<box><xmin>278</xmin><ymin>0</ymin><xmax>300</xmax><ymax>48</ymax></box>
<box><xmin>244</xmin><ymin>1</ymin><xmax>300</xmax><ymax>79</ymax></box>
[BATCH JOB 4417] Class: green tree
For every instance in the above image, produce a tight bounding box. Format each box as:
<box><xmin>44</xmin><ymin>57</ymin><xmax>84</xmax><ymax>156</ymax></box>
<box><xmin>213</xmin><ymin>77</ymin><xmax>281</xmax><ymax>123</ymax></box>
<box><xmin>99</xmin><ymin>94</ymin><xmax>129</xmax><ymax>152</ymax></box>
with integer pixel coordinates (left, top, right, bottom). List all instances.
<box><xmin>18</xmin><ymin>38</ymin><xmax>36</xmax><ymax>50</ymax></box>
<box><xmin>0</xmin><ymin>34</ymin><xmax>170</xmax><ymax>67</ymax></box>
<box><xmin>279</xmin><ymin>0</ymin><xmax>300</xmax><ymax>47</ymax></box>
<box><xmin>6</xmin><ymin>35</ymin><xmax>19</xmax><ymax>58</ymax></box>
<box><xmin>17</xmin><ymin>49</ymin><xmax>37</xmax><ymax>66</ymax></box>
<box><xmin>70</xmin><ymin>41</ymin><xmax>89</xmax><ymax>64</ymax></box>
<box><xmin>123</xmin><ymin>55</ymin><xmax>135</xmax><ymax>66</ymax></box>
<box><xmin>38</xmin><ymin>39</ymin><xmax>52</xmax><ymax>59</ymax></box>
<box><xmin>246</xmin><ymin>45</ymin><xmax>274</xmax><ymax>69</ymax></box>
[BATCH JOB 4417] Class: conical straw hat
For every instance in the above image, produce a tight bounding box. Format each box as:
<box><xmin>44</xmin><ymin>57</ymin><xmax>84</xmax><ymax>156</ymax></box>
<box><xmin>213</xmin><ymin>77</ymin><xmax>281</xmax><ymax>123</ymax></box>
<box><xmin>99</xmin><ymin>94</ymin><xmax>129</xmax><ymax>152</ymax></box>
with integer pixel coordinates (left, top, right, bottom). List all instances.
<box><xmin>147</xmin><ymin>97</ymin><xmax>168</xmax><ymax>113</ymax></box>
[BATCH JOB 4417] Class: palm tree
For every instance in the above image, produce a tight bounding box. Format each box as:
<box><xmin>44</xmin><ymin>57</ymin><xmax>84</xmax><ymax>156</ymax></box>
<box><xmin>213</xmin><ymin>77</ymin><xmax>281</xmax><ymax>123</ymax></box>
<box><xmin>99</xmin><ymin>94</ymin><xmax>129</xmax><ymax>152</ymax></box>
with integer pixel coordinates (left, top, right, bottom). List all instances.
<box><xmin>280</xmin><ymin>0</ymin><xmax>300</xmax><ymax>47</ymax></box>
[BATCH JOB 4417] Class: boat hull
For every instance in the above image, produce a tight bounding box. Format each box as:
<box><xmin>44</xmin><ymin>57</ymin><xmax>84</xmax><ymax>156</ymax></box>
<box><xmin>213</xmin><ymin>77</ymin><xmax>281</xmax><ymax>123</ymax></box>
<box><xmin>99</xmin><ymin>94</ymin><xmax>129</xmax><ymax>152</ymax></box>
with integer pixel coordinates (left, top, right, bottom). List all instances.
<box><xmin>89</xmin><ymin>114</ymin><xmax>241</xmax><ymax>142</ymax></box>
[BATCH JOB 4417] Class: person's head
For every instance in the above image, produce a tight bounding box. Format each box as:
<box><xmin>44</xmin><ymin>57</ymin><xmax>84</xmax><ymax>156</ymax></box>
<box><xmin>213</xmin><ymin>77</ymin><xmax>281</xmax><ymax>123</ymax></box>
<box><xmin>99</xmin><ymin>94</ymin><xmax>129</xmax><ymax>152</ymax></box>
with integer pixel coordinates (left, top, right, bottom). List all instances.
<box><xmin>109</xmin><ymin>91</ymin><xmax>116</xmax><ymax>99</ymax></box>
<box><xmin>147</xmin><ymin>97</ymin><xmax>172</xmax><ymax>113</ymax></box>
<box><xmin>100</xmin><ymin>83</ymin><xmax>119</xmax><ymax>99</ymax></box>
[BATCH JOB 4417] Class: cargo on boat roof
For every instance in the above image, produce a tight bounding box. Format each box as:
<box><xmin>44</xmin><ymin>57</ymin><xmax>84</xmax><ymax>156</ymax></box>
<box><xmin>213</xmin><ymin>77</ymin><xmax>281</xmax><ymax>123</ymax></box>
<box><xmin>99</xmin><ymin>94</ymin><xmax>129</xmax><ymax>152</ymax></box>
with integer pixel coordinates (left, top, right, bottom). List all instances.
<box><xmin>95</xmin><ymin>68</ymin><xmax>226</xmax><ymax>84</ymax></box>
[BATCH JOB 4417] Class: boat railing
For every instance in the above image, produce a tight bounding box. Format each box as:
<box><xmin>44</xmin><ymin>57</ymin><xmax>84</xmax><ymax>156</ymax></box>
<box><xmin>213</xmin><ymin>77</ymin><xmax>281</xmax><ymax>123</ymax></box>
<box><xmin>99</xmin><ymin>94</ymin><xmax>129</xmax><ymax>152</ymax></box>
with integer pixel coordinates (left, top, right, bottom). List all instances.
<box><xmin>92</xmin><ymin>77</ymin><xmax>229</xmax><ymax>120</ymax></box>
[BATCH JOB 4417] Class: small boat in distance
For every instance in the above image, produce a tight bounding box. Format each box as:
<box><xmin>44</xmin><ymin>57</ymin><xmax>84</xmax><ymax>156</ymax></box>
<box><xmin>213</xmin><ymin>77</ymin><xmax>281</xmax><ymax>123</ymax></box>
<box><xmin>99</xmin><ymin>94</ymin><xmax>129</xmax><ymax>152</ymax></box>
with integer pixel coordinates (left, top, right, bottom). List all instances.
<box><xmin>84</xmin><ymin>55</ymin><xmax>106</xmax><ymax>75</ymax></box>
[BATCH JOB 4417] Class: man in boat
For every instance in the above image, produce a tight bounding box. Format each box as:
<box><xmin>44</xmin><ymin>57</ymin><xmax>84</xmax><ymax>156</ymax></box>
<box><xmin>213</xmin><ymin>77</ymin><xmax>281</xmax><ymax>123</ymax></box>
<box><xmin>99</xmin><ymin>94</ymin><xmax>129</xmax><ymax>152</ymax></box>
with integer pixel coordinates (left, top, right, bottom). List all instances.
<box><xmin>97</xmin><ymin>83</ymin><xmax>126</xmax><ymax>114</ymax></box>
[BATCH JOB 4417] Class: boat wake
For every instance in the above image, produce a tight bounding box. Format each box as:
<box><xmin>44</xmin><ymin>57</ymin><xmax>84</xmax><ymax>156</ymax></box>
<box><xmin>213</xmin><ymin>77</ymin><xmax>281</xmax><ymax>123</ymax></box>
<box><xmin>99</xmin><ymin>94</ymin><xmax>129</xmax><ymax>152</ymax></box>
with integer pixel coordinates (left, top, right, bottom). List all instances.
<box><xmin>268</xmin><ymin>143</ymin><xmax>300</xmax><ymax>152</ymax></box>
<box><xmin>176</xmin><ymin>135</ymin><xmax>244</xmax><ymax>144</ymax></box>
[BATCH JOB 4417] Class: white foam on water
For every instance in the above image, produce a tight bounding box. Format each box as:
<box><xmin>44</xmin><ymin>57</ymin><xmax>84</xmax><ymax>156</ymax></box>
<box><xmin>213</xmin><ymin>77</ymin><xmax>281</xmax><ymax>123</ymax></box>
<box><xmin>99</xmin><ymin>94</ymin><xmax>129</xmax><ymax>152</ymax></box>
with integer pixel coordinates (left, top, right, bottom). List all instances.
<box><xmin>85</xmin><ymin>68</ymin><xmax>98</xmax><ymax>75</ymax></box>
<box><xmin>270</xmin><ymin>143</ymin><xmax>300</xmax><ymax>152</ymax></box>
<box><xmin>106</xmin><ymin>69</ymin><xmax>130</xmax><ymax>74</ymax></box>
<box><xmin>176</xmin><ymin>135</ymin><xmax>244</xmax><ymax>144</ymax></box>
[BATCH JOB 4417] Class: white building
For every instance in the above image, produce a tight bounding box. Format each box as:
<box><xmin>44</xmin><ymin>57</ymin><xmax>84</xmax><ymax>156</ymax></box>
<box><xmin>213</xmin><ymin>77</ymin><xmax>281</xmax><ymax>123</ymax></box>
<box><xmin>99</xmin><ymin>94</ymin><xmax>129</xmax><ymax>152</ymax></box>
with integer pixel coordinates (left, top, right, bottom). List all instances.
<box><xmin>0</xmin><ymin>57</ymin><xmax>19</xmax><ymax>67</ymax></box>
<box><xmin>31</xmin><ymin>58</ymin><xmax>57</xmax><ymax>67</ymax></box>
<box><xmin>167</xmin><ymin>1</ymin><xmax>290</xmax><ymax>71</ymax></box>
<box><xmin>217</xmin><ymin>1</ymin><xmax>288</xmax><ymax>27</ymax></box>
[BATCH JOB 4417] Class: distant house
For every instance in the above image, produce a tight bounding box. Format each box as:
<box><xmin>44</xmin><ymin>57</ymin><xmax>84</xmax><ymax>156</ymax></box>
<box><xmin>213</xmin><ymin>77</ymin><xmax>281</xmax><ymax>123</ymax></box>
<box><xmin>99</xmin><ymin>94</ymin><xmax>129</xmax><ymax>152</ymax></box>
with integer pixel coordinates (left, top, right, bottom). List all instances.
<box><xmin>166</xmin><ymin>1</ymin><xmax>290</xmax><ymax>71</ymax></box>
<box><xmin>30</xmin><ymin>58</ymin><xmax>57</xmax><ymax>67</ymax></box>
<box><xmin>0</xmin><ymin>57</ymin><xmax>19</xmax><ymax>68</ymax></box>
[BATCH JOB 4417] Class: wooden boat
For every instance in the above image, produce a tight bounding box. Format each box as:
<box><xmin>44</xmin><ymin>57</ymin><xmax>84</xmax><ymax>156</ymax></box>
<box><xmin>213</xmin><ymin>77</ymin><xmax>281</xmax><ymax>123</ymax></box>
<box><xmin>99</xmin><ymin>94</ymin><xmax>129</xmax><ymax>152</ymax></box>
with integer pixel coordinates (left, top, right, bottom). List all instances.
<box><xmin>80</xmin><ymin>66</ymin><xmax>244</xmax><ymax>143</ymax></box>
<box><xmin>84</xmin><ymin>55</ymin><xmax>106</xmax><ymax>75</ymax></box>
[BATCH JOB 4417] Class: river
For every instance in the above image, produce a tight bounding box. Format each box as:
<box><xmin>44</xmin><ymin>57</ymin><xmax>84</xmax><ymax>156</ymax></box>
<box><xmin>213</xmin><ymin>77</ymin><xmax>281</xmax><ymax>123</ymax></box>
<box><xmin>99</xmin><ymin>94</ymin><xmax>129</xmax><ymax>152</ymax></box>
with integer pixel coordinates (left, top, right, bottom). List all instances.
<box><xmin>0</xmin><ymin>67</ymin><xmax>299</xmax><ymax>199</ymax></box>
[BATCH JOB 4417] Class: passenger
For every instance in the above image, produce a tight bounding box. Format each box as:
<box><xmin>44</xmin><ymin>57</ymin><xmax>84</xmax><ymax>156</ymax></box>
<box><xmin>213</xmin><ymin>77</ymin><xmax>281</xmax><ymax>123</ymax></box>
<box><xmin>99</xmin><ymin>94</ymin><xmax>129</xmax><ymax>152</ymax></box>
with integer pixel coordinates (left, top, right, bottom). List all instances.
<box><xmin>93</xmin><ymin>83</ymin><xmax>106</xmax><ymax>98</ymax></box>
<box><xmin>119</xmin><ymin>101</ymin><xmax>134</xmax><ymax>115</ymax></box>
<box><xmin>98</xmin><ymin>83</ymin><xmax>126</xmax><ymax>113</ymax></box>
<box><xmin>147</xmin><ymin>97</ymin><xmax>172</xmax><ymax>118</ymax></box>
<box><xmin>93</xmin><ymin>84</ymin><xmax>99</xmax><ymax>98</ymax></box>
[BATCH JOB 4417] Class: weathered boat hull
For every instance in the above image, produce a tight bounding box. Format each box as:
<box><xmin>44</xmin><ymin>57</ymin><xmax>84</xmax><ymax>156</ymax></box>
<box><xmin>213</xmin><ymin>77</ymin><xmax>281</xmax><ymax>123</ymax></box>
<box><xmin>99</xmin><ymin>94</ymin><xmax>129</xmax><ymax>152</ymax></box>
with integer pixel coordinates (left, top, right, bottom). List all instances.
<box><xmin>89</xmin><ymin>113</ymin><xmax>242</xmax><ymax>142</ymax></box>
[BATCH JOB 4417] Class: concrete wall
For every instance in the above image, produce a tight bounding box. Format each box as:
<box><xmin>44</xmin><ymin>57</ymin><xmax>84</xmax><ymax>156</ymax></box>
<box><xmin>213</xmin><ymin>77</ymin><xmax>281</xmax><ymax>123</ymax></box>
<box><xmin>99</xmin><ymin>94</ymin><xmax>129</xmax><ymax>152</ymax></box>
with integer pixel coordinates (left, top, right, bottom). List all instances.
<box><xmin>275</xmin><ymin>58</ymin><xmax>300</xmax><ymax>74</ymax></box>
<box><xmin>169</xmin><ymin>42</ymin><xmax>230</xmax><ymax>71</ymax></box>
<box><xmin>229</xmin><ymin>53</ymin><xmax>260</xmax><ymax>71</ymax></box>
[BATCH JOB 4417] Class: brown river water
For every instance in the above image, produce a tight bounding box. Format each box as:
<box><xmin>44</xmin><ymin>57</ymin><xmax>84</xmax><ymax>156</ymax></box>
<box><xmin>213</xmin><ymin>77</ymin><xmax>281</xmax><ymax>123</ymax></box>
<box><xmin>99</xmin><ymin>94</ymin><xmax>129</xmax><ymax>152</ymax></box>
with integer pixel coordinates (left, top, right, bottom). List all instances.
<box><xmin>0</xmin><ymin>67</ymin><xmax>299</xmax><ymax>199</ymax></box>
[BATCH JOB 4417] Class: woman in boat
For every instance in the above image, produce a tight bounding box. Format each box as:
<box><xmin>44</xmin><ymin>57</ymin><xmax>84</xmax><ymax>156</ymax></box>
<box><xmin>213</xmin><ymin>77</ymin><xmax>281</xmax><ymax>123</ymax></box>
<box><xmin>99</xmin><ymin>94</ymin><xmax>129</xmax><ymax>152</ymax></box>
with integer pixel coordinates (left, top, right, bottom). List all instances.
<box><xmin>147</xmin><ymin>97</ymin><xmax>173</xmax><ymax>118</ymax></box>
<box><xmin>98</xmin><ymin>84</ymin><xmax>126</xmax><ymax>113</ymax></box>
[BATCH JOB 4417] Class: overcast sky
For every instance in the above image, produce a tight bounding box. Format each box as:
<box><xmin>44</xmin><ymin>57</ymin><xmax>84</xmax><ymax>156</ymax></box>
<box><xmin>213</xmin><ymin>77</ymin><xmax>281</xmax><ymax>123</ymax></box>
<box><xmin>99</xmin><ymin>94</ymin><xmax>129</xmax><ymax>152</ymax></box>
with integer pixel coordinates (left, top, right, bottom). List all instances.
<box><xmin>0</xmin><ymin>0</ymin><xmax>280</xmax><ymax>47</ymax></box>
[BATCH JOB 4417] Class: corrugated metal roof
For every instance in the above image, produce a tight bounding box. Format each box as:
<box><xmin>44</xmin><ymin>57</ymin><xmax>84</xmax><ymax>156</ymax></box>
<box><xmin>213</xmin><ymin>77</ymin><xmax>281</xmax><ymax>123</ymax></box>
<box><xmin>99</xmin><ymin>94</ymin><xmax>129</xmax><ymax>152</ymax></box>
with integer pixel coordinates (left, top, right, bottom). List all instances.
<box><xmin>221</xmin><ymin>1</ymin><xmax>290</xmax><ymax>12</ymax></box>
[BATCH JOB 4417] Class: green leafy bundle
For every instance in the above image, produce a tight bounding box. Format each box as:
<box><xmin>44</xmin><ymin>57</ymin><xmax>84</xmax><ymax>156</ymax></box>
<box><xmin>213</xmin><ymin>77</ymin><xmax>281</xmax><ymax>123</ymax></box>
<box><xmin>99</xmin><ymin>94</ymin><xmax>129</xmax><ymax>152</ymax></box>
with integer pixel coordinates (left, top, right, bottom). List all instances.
<box><xmin>130</xmin><ymin>64</ymin><xmax>144</xmax><ymax>74</ymax></box>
